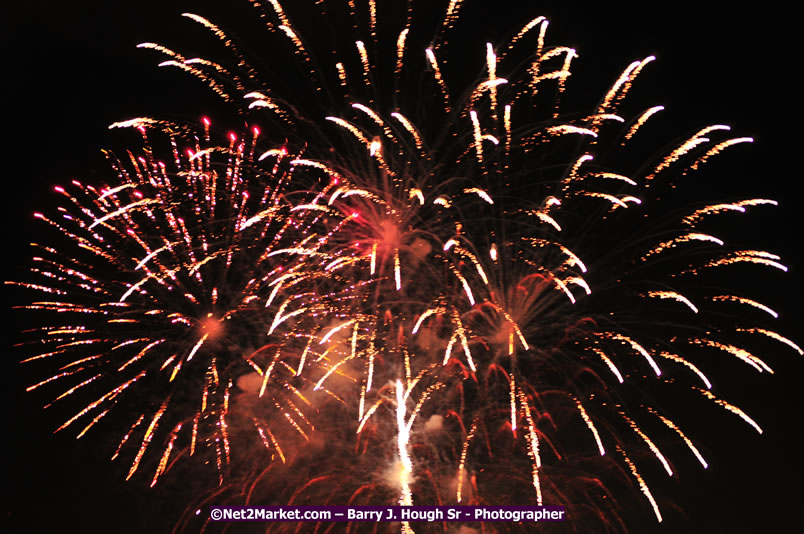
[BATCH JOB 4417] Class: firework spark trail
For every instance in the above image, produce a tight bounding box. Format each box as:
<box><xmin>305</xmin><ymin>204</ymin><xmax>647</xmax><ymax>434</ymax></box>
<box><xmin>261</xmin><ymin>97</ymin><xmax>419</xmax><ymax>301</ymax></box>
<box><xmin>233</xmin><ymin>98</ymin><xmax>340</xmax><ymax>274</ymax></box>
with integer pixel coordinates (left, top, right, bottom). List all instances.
<box><xmin>395</xmin><ymin>380</ymin><xmax>415</xmax><ymax>533</ymax></box>
<box><xmin>12</xmin><ymin>1</ymin><xmax>799</xmax><ymax>531</ymax></box>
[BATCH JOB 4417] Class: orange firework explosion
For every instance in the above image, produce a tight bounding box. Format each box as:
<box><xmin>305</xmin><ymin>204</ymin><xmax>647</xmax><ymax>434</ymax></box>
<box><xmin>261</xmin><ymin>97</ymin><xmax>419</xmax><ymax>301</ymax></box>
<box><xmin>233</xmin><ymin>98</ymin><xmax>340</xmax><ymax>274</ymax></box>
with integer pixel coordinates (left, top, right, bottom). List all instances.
<box><xmin>10</xmin><ymin>2</ymin><xmax>799</xmax><ymax>533</ymax></box>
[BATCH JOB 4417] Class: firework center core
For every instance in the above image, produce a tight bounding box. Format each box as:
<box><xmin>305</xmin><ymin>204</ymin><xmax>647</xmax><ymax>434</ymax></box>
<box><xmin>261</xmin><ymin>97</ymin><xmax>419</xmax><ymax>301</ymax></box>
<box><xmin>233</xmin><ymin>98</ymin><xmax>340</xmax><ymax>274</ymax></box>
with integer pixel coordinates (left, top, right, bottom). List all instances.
<box><xmin>199</xmin><ymin>314</ymin><xmax>224</xmax><ymax>341</ymax></box>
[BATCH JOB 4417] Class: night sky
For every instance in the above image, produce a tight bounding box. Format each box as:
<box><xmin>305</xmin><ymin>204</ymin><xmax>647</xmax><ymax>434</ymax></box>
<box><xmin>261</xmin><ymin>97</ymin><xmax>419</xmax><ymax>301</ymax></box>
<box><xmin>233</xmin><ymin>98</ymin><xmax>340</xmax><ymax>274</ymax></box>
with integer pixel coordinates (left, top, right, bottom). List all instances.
<box><xmin>5</xmin><ymin>2</ymin><xmax>802</xmax><ymax>533</ymax></box>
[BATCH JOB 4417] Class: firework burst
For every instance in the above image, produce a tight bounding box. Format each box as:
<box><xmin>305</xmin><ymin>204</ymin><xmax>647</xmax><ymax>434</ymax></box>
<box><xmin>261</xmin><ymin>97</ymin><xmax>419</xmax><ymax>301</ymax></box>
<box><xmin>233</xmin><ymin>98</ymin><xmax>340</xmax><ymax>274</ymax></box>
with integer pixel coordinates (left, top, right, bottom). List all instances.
<box><xmin>10</xmin><ymin>122</ymin><xmax>368</xmax><ymax>487</ymax></box>
<box><xmin>11</xmin><ymin>1</ymin><xmax>799</xmax><ymax>532</ymax></box>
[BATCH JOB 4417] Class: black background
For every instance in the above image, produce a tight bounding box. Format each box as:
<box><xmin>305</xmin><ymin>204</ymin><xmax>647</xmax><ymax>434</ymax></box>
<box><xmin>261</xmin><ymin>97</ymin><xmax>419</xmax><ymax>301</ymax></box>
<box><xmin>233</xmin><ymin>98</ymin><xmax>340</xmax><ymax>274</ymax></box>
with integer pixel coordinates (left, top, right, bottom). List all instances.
<box><xmin>4</xmin><ymin>2</ymin><xmax>801</xmax><ymax>533</ymax></box>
